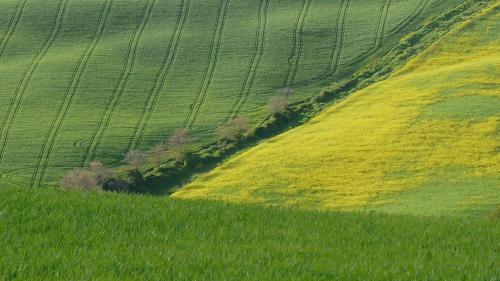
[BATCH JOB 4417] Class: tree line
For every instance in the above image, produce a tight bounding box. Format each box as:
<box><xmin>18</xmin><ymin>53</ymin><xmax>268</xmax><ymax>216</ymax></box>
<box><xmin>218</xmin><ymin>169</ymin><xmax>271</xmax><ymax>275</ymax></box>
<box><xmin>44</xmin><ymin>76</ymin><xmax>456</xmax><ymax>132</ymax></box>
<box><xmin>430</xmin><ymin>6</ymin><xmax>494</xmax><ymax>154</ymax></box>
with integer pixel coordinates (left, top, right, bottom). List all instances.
<box><xmin>60</xmin><ymin>88</ymin><xmax>294</xmax><ymax>193</ymax></box>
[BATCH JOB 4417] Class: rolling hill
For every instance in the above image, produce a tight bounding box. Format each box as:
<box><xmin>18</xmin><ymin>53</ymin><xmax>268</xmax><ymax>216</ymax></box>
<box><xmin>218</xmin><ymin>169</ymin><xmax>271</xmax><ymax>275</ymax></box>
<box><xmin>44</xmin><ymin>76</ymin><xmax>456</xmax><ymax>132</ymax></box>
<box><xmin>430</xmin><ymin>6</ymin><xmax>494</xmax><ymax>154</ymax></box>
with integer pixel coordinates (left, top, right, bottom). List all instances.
<box><xmin>174</xmin><ymin>2</ymin><xmax>500</xmax><ymax>216</ymax></box>
<box><xmin>0</xmin><ymin>0</ymin><xmax>461</xmax><ymax>187</ymax></box>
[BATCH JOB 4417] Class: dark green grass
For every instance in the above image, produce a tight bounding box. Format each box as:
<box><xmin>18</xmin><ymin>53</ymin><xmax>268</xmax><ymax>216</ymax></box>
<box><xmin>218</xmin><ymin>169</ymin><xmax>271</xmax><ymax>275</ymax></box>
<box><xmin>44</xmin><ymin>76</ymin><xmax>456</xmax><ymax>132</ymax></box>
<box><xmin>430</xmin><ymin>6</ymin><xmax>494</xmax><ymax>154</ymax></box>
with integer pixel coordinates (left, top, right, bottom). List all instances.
<box><xmin>0</xmin><ymin>0</ymin><xmax>462</xmax><ymax>187</ymax></box>
<box><xmin>0</xmin><ymin>186</ymin><xmax>498</xmax><ymax>280</ymax></box>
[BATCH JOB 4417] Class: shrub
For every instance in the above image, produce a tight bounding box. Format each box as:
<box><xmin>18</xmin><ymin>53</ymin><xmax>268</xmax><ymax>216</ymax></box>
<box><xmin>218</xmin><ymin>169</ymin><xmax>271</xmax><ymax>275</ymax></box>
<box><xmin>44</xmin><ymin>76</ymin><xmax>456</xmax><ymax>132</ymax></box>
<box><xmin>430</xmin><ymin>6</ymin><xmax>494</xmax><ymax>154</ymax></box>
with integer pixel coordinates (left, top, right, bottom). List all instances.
<box><xmin>168</xmin><ymin>129</ymin><xmax>193</xmax><ymax>164</ymax></box>
<box><xmin>89</xmin><ymin>161</ymin><xmax>113</xmax><ymax>185</ymax></box>
<box><xmin>216</xmin><ymin>117</ymin><xmax>249</xmax><ymax>143</ymax></box>
<box><xmin>123</xmin><ymin>150</ymin><xmax>146</xmax><ymax>170</ymax></box>
<box><xmin>267</xmin><ymin>88</ymin><xmax>294</xmax><ymax>117</ymax></box>
<box><xmin>60</xmin><ymin>168</ymin><xmax>99</xmax><ymax>192</ymax></box>
<box><xmin>148</xmin><ymin>142</ymin><xmax>167</xmax><ymax>168</ymax></box>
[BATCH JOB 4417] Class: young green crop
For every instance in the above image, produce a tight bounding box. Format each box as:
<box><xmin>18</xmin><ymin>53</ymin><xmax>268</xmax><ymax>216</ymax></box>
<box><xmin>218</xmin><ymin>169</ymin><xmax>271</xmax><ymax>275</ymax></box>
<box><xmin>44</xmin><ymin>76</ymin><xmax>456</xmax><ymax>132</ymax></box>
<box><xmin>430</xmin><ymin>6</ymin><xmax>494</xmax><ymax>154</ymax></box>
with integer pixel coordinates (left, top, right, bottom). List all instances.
<box><xmin>0</xmin><ymin>186</ymin><xmax>499</xmax><ymax>280</ymax></box>
<box><xmin>0</xmin><ymin>0</ymin><xmax>461</xmax><ymax>187</ymax></box>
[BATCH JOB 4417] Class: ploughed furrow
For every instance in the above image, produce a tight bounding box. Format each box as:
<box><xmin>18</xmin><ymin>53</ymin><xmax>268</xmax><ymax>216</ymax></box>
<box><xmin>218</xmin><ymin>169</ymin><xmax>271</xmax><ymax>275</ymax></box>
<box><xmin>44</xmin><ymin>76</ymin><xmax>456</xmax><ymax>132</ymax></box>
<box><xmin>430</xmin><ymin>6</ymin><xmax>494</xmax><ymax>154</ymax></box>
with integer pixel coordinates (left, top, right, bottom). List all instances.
<box><xmin>129</xmin><ymin>0</ymin><xmax>190</xmax><ymax>150</ymax></box>
<box><xmin>30</xmin><ymin>0</ymin><xmax>114</xmax><ymax>188</ymax></box>
<box><xmin>82</xmin><ymin>0</ymin><xmax>156</xmax><ymax>166</ymax></box>
<box><xmin>0</xmin><ymin>0</ymin><xmax>69</xmax><ymax>164</ymax></box>
<box><xmin>283</xmin><ymin>0</ymin><xmax>312</xmax><ymax>87</ymax></box>
<box><xmin>183</xmin><ymin>0</ymin><xmax>230</xmax><ymax>130</ymax></box>
<box><xmin>0</xmin><ymin>0</ymin><xmax>27</xmax><ymax>58</ymax></box>
<box><xmin>227</xmin><ymin>0</ymin><xmax>269</xmax><ymax>121</ymax></box>
<box><xmin>388</xmin><ymin>0</ymin><xmax>430</xmax><ymax>36</ymax></box>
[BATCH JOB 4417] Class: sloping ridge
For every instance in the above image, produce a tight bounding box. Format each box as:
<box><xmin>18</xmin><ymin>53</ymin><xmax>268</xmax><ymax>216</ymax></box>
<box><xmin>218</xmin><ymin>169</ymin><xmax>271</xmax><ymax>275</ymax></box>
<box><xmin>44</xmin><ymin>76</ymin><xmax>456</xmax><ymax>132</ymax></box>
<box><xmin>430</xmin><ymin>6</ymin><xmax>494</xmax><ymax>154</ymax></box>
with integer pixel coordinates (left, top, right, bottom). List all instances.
<box><xmin>174</xmin><ymin>3</ymin><xmax>500</xmax><ymax>215</ymax></box>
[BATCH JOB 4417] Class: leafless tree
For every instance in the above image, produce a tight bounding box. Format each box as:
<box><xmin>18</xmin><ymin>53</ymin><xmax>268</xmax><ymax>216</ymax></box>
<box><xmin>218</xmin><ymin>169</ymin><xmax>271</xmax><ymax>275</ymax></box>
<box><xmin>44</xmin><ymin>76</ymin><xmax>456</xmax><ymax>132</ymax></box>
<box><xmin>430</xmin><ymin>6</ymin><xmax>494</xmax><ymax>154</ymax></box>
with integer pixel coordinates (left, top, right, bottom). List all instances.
<box><xmin>89</xmin><ymin>161</ymin><xmax>113</xmax><ymax>185</ymax></box>
<box><xmin>231</xmin><ymin>117</ymin><xmax>249</xmax><ymax>136</ymax></box>
<box><xmin>277</xmin><ymin>87</ymin><xmax>294</xmax><ymax>97</ymax></box>
<box><xmin>217</xmin><ymin>117</ymin><xmax>250</xmax><ymax>143</ymax></box>
<box><xmin>168</xmin><ymin>129</ymin><xmax>193</xmax><ymax>164</ymax></box>
<box><xmin>267</xmin><ymin>94</ymin><xmax>289</xmax><ymax>116</ymax></box>
<box><xmin>148</xmin><ymin>142</ymin><xmax>167</xmax><ymax>168</ymax></box>
<box><xmin>123</xmin><ymin>150</ymin><xmax>146</xmax><ymax>170</ymax></box>
<box><xmin>60</xmin><ymin>168</ymin><xmax>99</xmax><ymax>192</ymax></box>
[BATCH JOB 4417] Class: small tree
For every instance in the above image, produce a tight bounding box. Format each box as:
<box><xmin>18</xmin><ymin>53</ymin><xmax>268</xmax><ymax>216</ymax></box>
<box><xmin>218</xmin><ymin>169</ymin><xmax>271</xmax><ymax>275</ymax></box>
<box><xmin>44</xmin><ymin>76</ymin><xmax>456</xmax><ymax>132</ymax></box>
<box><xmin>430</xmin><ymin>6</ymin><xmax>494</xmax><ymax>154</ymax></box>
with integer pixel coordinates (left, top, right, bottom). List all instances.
<box><xmin>148</xmin><ymin>142</ymin><xmax>167</xmax><ymax>168</ymax></box>
<box><xmin>277</xmin><ymin>87</ymin><xmax>294</xmax><ymax>97</ymax></box>
<box><xmin>168</xmin><ymin>129</ymin><xmax>192</xmax><ymax>164</ymax></box>
<box><xmin>60</xmin><ymin>168</ymin><xmax>99</xmax><ymax>192</ymax></box>
<box><xmin>89</xmin><ymin>161</ymin><xmax>113</xmax><ymax>185</ymax></box>
<box><xmin>123</xmin><ymin>150</ymin><xmax>146</xmax><ymax>170</ymax></box>
<box><xmin>268</xmin><ymin>87</ymin><xmax>294</xmax><ymax>116</ymax></box>
<box><xmin>216</xmin><ymin>117</ymin><xmax>249</xmax><ymax>143</ymax></box>
<box><xmin>216</xmin><ymin>123</ymin><xmax>236</xmax><ymax>143</ymax></box>
<box><xmin>231</xmin><ymin>117</ymin><xmax>249</xmax><ymax>136</ymax></box>
<box><xmin>267</xmin><ymin>94</ymin><xmax>289</xmax><ymax>116</ymax></box>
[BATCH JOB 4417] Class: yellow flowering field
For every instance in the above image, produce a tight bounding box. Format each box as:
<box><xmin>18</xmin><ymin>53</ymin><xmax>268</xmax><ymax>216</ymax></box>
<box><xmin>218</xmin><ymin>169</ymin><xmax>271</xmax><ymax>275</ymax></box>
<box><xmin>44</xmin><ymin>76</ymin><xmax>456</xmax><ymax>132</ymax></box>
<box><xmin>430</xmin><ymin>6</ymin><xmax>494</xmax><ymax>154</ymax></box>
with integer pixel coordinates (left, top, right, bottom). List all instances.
<box><xmin>174</xmin><ymin>4</ymin><xmax>499</xmax><ymax>215</ymax></box>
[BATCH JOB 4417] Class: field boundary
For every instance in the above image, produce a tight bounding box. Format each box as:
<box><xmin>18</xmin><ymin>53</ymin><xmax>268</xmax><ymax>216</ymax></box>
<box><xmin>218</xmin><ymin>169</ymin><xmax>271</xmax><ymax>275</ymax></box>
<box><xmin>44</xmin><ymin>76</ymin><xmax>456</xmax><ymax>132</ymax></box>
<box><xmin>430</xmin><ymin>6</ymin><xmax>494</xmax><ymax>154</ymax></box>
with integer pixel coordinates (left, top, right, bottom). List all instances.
<box><xmin>142</xmin><ymin>0</ymin><xmax>493</xmax><ymax>195</ymax></box>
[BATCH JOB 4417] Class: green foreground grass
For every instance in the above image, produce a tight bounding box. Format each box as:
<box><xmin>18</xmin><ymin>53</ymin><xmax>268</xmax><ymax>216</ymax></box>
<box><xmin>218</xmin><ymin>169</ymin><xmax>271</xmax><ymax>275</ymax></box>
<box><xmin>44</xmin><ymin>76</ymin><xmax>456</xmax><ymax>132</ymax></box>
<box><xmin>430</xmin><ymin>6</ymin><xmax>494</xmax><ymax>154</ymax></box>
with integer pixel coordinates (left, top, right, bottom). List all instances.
<box><xmin>0</xmin><ymin>186</ymin><xmax>499</xmax><ymax>280</ymax></box>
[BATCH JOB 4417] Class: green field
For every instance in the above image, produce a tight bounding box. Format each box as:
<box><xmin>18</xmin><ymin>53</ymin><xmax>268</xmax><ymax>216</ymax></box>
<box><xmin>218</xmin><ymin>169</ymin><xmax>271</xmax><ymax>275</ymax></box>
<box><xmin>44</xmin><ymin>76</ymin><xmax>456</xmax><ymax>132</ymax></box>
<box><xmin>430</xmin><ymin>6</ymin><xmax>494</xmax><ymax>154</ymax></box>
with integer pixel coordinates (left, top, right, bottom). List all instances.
<box><xmin>1</xmin><ymin>186</ymin><xmax>499</xmax><ymax>280</ymax></box>
<box><xmin>1</xmin><ymin>1</ymin><xmax>499</xmax><ymax>279</ymax></box>
<box><xmin>0</xmin><ymin>0</ymin><xmax>461</xmax><ymax>187</ymax></box>
<box><xmin>174</xmin><ymin>2</ymin><xmax>500</xmax><ymax>215</ymax></box>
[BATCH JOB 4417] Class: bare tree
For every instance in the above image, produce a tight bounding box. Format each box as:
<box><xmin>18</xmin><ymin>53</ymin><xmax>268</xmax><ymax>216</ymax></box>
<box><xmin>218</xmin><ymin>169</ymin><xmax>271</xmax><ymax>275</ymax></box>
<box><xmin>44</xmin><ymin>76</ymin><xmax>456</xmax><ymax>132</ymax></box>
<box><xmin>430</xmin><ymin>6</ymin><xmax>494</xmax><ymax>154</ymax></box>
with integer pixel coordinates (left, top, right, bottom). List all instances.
<box><xmin>231</xmin><ymin>117</ymin><xmax>249</xmax><ymax>136</ymax></box>
<box><xmin>168</xmin><ymin>129</ymin><xmax>193</xmax><ymax>164</ymax></box>
<box><xmin>123</xmin><ymin>150</ymin><xmax>146</xmax><ymax>170</ymax></box>
<box><xmin>217</xmin><ymin>117</ymin><xmax>250</xmax><ymax>143</ymax></box>
<box><xmin>148</xmin><ymin>142</ymin><xmax>167</xmax><ymax>168</ymax></box>
<box><xmin>277</xmin><ymin>87</ymin><xmax>294</xmax><ymax>97</ymax></box>
<box><xmin>267</xmin><ymin>94</ymin><xmax>289</xmax><ymax>116</ymax></box>
<box><xmin>60</xmin><ymin>168</ymin><xmax>99</xmax><ymax>192</ymax></box>
<box><xmin>216</xmin><ymin>123</ymin><xmax>236</xmax><ymax>143</ymax></box>
<box><xmin>89</xmin><ymin>161</ymin><xmax>113</xmax><ymax>185</ymax></box>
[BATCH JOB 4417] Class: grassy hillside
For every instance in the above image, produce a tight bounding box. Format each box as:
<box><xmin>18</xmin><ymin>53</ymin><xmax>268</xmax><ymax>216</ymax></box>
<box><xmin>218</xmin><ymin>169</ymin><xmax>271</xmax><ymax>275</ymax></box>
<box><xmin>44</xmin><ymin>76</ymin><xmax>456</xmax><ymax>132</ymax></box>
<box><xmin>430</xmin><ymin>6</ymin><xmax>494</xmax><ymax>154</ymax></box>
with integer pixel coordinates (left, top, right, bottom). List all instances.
<box><xmin>0</xmin><ymin>0</ymin><xmax>461</xmax><ymax>187</ymax></box>
<box><xmin>1</xmin><ymin>186</ymin><xmax>499</xmax><ymax>280</ymax></box>
<box><xmin>174</xmin><ymin>3</ymin><xmax>500</xmax><ymax>215</ymax></box>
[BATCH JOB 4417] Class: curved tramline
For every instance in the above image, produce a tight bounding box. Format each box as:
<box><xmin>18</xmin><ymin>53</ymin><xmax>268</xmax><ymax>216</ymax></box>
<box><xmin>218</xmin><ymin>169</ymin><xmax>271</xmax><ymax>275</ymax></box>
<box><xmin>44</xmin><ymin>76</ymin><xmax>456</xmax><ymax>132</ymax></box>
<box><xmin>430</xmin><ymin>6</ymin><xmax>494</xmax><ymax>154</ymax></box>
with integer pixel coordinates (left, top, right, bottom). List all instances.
<box><xmin>182</xmin><ymin>0</ymin><xmax>230</xmax><ymax>130</ymax></box>
<box><xmin>336</xmin><ymin>0</ymin><xmax>391</xmax><ymax>68</ymax></box>
<box><xmin>283</xmin><ymin>0</ymin><xmax>311</xmax><ymax>87</ymax></box>
<box><xmin>227</xmin><ymin>0</ymin><xmax>269</xmax><ymax>121</ymax></box>
<box><xmin>29</xmin><ymin>0</ymin><xmax>114</xmax><ymax>188</ymax></box>
<box><xmin>0</xmin><ymin>0</ymin><xmax>27</xmax><ymax>59</ymax></box>
<box><xmin>388</xmin><ymin>0</ymin><xmax>430</xmax><ymax>37</ymax></box>
<box><xmin>0</xmin><ymin>0</ymin><xmax>69</xmax><ymax>163</ymax></box>
<box><xmin>81</xmin><ymin>0</ymin><xmax>156</xmax><ymax>167</ymax></box>
<box><xmin>374</xmin><ymin>0</ymin><xmax>391</xmax><ymax>49</ymax></box>
<box><xmin>128</xmin><ymin>0</ymin><xmax>191</xmax><ymax>150</ymax></box>
<box><xmin>0</xmin><ymin>0</ymin><xmax>463</xmax><ymax>187</ymax></box>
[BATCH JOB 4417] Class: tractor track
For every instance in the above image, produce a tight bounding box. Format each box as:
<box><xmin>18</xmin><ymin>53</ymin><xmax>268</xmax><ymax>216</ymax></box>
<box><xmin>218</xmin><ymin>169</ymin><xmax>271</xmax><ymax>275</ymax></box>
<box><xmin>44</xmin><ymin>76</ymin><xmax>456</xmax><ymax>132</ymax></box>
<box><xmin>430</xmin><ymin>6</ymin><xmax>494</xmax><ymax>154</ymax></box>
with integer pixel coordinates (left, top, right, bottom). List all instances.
<box><xmin>81</xmin><ymin>0</ymin><xmax>156</xmax><ymax>166</ymax></box>
<box><xmin>283</xmin><ymin>0</ymin><xmax>312</xmax><ymax>87</ymax></box>
<box><xmin>226</xmin><ymin>0</ymin><xmax>269</xmax><ymax>121</ymax></box>
<box><xmin>128</xmin><ymin>0</ymin><xmax>191</xmax><ymax>150</ymax></box>
<box><xmin>30</xmin><ymin>0</ymin><xmax>114</xmax><ymax>188</ymax></box>
<box><xmin>0</xmin><ymin>0</ymin><xmax>70</xmax><ymax>164</ymax></box>
<box><xmin>0</xmin><ymin>0</ymin><xmax>28</xmax><ymax>58</ymax></box>
<box><xmin>182</xmin><ymin>0</ymin><xmax>230</xmax><ymax>130</ymax></box>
